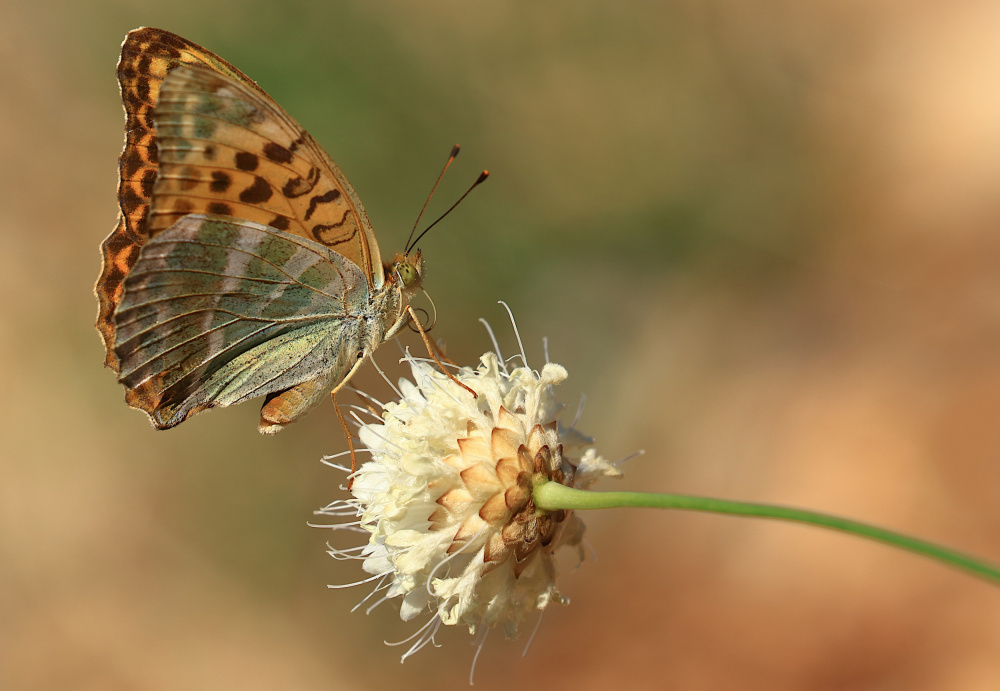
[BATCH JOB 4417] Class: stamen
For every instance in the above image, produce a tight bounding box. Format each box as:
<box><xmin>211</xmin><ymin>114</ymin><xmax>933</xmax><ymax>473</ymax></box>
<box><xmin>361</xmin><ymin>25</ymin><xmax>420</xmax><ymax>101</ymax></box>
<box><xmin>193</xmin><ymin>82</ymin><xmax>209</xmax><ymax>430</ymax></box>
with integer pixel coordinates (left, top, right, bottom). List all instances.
<box><xmin>326</xmin><ymin>545</ymin><xmax>369</xmax><ymax>560</ymax></box>
<box><xmin>310</xmin><ymin>518</ymin><xmax>364</xmax><ymax>530</ymax></box>
<box><xmin>522</xmin><ymin>609</ymin><xmax>546</xmax><ymax>657</ymax></box>
<box><xmin>616</xmin><ymin>449</ymin><xmax>646</xmax><ymax>467</ymax></box>
<box><xmin>386</xmin><ymin>613</ymin><xmax>441</xmax><ymax>647</ymax></box>
<box><xmin>478</xmin><ymin>317</ymin><xmax>506</xmax><ymax>372</ymax></box>
<box><xmin>351</xmin><ymin>577</ymin><xmax>391</xmax><ymax>612</ymax></box>
<box><xmin>369</xmin><ymin>354</ymin><xmax>403</xmax><ymax>400</ymax></box>
<box><xmin>499</xmin><ymin>300</ymin><xmax>528</xmax><ymax>369</ymax></box>
<box><xmin>425</xmin><ymin>526</ymin><xmax>487</xmax><ymax>595</ymax></box>
<box><xmin>469</xmin><ymin>627</ymin><xmax>490</xmax><ymax>686</ymax></box>
<box><xmin>347</xmin><ymin>386</ymin><xmax>387</xmax><ymax>409</ymax></box>
<box><xmin>400</xmin><ymin>617</ymin><xmax>444</xmax><ymax>662</ymax></box>
<box><xmin>327</xmin><ymin>571</ymin><xmax>391</xmax><ymax>589</ymax></box>
<box><xmin>572</xmin><ymin>393</ymin><xmax>587</xmax><ymax>428</ymax></box>
<box><xmin>364</xmin><ymin>594</ymin><xmax>391</xmax><ymax>615</ymax></box>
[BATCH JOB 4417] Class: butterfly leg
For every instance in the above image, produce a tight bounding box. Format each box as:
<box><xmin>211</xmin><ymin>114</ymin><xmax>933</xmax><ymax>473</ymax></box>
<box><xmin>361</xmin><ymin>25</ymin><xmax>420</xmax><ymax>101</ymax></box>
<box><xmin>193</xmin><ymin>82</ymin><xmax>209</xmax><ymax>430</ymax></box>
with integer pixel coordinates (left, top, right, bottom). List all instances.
<box><xmin>406</xmin><ymin>305</ymin><xmax>477</xmax><ymax>399</ymax></box>
<box><xmin>330</xmin><ymin>392</ymin><xmax>362</xmax><ymax>488</ymax></box>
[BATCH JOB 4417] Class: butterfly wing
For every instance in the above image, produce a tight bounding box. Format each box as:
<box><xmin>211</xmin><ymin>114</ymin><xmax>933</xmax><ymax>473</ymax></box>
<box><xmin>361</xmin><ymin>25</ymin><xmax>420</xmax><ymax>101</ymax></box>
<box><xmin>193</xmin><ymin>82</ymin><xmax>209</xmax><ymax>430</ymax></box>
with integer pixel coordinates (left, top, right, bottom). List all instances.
<box><xmin>114</xmin><ymin>214</ymin><xmax>371</xmax><ymax>429</ymax></box>
<box><xmin>97</xmin><ymin>27</ymin><xmax>384</xmax><ymax>373</ymax></box>
<box><xmin>150</xmin><ymin>62</ymin><xmax>381</xmax><ymax>275</ymax></box>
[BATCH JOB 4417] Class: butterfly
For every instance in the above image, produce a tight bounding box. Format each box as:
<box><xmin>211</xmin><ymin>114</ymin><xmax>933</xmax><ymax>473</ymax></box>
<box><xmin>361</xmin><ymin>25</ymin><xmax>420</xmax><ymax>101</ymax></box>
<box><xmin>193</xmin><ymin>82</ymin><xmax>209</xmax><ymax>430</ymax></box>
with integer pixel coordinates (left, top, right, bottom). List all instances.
<box><xmin>96</xmin><ymin>27</ymin><xmax>425</xmax><ymax>434</ymax></box>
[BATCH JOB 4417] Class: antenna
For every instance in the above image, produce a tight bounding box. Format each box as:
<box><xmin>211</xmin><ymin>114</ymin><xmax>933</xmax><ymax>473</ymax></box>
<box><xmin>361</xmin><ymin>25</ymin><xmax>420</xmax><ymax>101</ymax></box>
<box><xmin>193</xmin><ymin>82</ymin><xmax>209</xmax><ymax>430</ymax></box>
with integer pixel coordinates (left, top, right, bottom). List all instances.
<box><xmin>406</xmin><ymin>170</ymin><xmax>489</xmax><ymax>254</ymax></box>
<box><xmin>404</xmin><ymin>144</ymin><xmax>461</xmax><ymax>254</ymax></box>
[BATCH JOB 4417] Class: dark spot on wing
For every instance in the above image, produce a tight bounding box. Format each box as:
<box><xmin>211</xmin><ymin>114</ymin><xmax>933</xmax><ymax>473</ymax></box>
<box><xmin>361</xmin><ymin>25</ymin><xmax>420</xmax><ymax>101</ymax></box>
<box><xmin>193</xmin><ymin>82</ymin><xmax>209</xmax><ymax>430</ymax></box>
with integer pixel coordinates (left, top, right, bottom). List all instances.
<box><xmin>121</xmin><ymin>88</ymin><xmax>139</xmax><ymax>111</ymax></box>
<box><xmin>239</xmin><ymin>176</ymin><xmax>273</xmax><ymax>204</ymax></box>
<box><xmin>235</xmin><ymin>152</ymin><xmax>259</xmax><ymax>171</ymax></box>
<box><xmin>135</xmin><ymin>78</ymin><xmax>151</xmax><ymax>103</ymax></box>
<box><xmin>141</xmin><ymin>169</ymin><xmax>158</xmax><ymax>197</ymax></box>
<box><xmin>155</xmin><ymin>32</ymin><xmax>188</xmax><ymax>53</ymax></box>
<box><xmin>208</xmin><ymin>202</ymin><xmax>232</xmax><ymax>215</ymax></box>
<box><xmin>312</xmin><ymin>211</ymin><xmax>354</xmax><ymax>246</ymax></box>
<box><xmin>178</xmin><ymin>166</ymin><xmax>199</xmax><ymax>191</ymax></box>
<box><xmin>210</xmin><ymin>171</ymin><xmax>231</xmax><ymax>192</ymax></box>
<box><xmin>269</xmin><ymin>215</ymin><xmax>291</xmax><ymax>231</ymax></box>
<box><xmin>304</xmin><ymin>189</ymin><xmax>342</xmax><ymax>221</ymax></box>
<box><xmin>121</xmin><ymin>148</ymin><xmax>144</xmax><ymax>178</ymax></box>
<box><xmin>120</xmin><ymin>186</ymin><xmax>144</xmax><ymax>215</ymax></box>
<box><xmin>288</xmin><ymin>132</ymin><xmax>307</xmax><ymax>153</ymax></box>
<box><xmin>263</xmin><ymin>142</ymin><xmax>293</xmax><ymax>164</ymax></box>
<box><xmin>281</xmin><ymin>166</ymin><xmax>321</xmax><ymax>198</ymax></box>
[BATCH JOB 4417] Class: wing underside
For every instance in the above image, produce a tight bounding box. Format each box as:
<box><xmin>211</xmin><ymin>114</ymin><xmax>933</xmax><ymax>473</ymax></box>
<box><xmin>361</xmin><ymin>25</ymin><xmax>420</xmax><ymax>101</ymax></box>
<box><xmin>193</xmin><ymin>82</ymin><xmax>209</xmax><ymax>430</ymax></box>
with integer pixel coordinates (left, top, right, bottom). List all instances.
<box><xmin>97</xmin><ymin>27</ymin><xmax>384</xmax><ymax>379</ymax></box>
<box><xmin>114</xmin><ymin>214</ymin><xmax>369</xmax><ymax>428</ymax></box>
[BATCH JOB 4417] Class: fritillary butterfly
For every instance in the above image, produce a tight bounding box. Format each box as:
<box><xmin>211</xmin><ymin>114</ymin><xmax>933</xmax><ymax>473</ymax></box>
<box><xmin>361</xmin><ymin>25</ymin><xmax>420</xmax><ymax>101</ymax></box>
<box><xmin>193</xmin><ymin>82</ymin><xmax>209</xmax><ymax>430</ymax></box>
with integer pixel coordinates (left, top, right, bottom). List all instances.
<box><xmin>96</xmin><ymin>27</ymin><xmax>424</xmax><ymax>434</ymax></box>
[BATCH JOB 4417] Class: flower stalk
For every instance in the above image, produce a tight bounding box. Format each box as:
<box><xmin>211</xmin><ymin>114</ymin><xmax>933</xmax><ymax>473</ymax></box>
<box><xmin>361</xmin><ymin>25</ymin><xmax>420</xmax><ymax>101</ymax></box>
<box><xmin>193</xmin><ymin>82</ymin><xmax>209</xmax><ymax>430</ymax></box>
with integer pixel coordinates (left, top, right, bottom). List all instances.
<box><xmin>533</xmin><ymin>480</ymin><xmax>1000</xmax><ymax>585</ymax></box>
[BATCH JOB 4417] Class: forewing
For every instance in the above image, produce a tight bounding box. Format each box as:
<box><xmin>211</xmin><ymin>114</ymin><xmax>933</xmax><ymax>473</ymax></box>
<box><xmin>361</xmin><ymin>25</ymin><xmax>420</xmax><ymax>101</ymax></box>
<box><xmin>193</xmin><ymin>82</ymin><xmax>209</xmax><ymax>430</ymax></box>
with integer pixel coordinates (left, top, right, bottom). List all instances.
<box><xmin>97</xmin><ymin>27</ymin><xmax>265</xmax><ymax>369</ymax></box>
<box><xmin>150</xmin><ymin>63</ymin><xmax>380</xmax><ymax>277</ymax></box>
<box><xmin>97</xmin><ymin>27</ymin><xmax>383</xmax><ymax>374</ymax></box>
<box><xmin>114</xmin><ymin>215</ymin><xmax>369</xmax><ymax>429</ymax></box>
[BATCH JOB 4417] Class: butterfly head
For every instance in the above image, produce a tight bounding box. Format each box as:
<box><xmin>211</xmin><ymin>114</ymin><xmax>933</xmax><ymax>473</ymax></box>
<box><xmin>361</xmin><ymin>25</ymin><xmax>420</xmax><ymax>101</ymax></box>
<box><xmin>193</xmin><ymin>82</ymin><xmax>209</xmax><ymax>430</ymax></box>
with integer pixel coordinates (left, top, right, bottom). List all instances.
<box><xmin>389</xmin><ymin>250</ymin><xmax>425</xmax><ymax>298</ymax></box>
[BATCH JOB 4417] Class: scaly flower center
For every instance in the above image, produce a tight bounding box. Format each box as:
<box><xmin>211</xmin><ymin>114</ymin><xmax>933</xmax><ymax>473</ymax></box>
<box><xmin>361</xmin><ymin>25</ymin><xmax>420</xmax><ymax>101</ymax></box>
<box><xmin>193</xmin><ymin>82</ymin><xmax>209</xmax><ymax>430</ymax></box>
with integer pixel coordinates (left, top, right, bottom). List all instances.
<box><xmin>431</xmin><ymin>414</ymin><xmax>572</xmax><ymax>578</ymax></box>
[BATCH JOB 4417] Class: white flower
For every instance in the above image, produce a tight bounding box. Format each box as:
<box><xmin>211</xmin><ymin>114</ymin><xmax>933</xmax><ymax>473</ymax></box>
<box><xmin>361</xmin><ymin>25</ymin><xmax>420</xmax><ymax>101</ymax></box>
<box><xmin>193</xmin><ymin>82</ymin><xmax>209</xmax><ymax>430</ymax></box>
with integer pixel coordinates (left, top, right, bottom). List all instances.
<box><xmin>319</xmin><ymin>346</ymin><xmax>621</xmax><ymax>656</ymax></box>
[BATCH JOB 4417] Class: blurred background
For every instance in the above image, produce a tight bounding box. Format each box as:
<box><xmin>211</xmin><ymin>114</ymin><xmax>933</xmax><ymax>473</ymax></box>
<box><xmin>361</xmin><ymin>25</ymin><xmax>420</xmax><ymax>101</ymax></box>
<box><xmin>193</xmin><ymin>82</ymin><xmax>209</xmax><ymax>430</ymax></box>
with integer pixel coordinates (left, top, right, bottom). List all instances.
<box><xmin>3</xmin><ymin>0</ymin><xmax>1000</xmax><ymax>688</ymax></box>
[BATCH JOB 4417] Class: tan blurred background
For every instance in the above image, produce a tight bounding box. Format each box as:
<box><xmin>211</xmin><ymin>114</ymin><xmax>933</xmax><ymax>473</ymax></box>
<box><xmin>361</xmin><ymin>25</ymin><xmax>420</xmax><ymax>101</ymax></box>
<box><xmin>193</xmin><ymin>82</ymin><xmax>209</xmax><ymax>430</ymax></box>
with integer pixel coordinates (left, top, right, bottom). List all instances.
<box><xmin>3</xmin><ymin>0</ymin><xmax>1000</xmax><ymax>688</ymax></box>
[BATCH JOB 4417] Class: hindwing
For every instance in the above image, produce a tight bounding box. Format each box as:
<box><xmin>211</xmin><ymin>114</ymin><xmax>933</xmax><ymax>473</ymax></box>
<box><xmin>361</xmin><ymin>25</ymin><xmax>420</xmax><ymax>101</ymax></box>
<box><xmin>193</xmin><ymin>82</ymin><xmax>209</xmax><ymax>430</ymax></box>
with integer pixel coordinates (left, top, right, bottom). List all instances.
<box><xmin>114</xmin><ymin>214</ymin><xmax>370</xmax><ymax>429</ymax></box>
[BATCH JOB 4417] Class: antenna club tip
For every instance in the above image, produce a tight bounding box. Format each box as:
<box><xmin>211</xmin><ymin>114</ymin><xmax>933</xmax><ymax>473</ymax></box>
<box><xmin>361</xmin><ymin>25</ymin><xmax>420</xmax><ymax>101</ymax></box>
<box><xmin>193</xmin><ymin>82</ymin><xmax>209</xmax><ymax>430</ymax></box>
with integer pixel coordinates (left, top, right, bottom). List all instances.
<box><xmin>477</xmin><ymin>170</ymin><xmax>490</xmax><ymax>183</ymax></box>
<box><xmin>450</xmin><ymin>144</ymin><xmax>461</xmax><ymax>157</ymax></box>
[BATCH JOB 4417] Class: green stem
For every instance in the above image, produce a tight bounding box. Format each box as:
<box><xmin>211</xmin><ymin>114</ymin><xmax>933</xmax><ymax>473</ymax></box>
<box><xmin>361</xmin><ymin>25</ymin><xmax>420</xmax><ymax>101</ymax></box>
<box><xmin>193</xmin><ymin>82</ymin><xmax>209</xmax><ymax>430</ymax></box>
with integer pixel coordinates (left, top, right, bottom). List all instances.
<box><xmin>533</xmin><ymin>480</ymin><xmax>1000</xmax><ymax>586</ymax></box>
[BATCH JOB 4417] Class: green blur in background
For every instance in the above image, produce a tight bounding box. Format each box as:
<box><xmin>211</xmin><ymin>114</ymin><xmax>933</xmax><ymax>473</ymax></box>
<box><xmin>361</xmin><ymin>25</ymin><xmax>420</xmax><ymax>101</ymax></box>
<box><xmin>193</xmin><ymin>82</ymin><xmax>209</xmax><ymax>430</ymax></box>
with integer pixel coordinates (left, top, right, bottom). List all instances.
<box><xmin>3</xmin><ymin>1</ymin><xmax>1000</xmax><ymax>688</ymax></box>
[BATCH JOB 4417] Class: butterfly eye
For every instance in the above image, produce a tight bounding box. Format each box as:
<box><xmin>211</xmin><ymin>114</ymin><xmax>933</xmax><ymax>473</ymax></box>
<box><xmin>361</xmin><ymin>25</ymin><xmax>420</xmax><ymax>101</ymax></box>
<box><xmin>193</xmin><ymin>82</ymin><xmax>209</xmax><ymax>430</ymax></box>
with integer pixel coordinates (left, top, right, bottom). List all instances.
<box><xmin>395</xmin><ymin>262</ymin><xmax>418</xmax><ymax>288</ymax></box>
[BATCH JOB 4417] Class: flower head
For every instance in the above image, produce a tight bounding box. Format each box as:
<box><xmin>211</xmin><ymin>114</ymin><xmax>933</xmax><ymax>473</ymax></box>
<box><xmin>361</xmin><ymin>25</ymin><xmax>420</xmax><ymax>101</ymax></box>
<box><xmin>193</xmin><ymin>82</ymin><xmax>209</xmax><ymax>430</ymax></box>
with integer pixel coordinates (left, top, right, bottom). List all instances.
<box><xmin>322</xmin><ymin>347</ymin><xmax>620</xmax><ymax>652</ymax></box>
